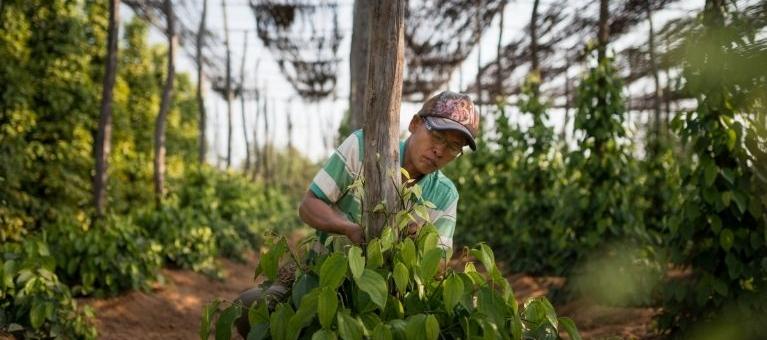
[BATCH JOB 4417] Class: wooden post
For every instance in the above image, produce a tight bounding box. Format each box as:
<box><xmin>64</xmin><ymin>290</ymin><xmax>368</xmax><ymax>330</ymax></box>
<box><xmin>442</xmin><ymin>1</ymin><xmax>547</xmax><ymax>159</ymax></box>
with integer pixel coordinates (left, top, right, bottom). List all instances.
<box><xmin>597</xmin><ymin>0</ymin><xmax>609</xmax><ymax>63</ymax></box>
<box><xmin>222</xmin><ymin>0</ymin><xmax>233</xmax><ymax>169</ymax></box>
<box><xmin>646</xmin><ymin>1</ymin><xmax>662</xmax><ymax>141</ymax></box>
<box><xmin>196</xmin><ymin>0</ymin><xmax>208</xmax><ymax>165</ymax></box>
<box><xmin>94</xmin><ymin>0</ymin><xmax>119</xmax><ymax>218</ymax></box>
<box><xmin>363</xmin><ymin>0</ymin><xmax>405</xmax><ymax>239</ymax></box>
<box><xmin>240</xmin><ymin>31</ymin><xmax>251</xmax><ymax>172</ymax></box>
<box><xmin>154</xmin><ymin>0</ymin><xmax>176</xmax><ymax>208</ymax></box>
<box><xmin>349</xmin><ymin>0</ymin><xmax>370</xmax><ymax>131</ymax></box>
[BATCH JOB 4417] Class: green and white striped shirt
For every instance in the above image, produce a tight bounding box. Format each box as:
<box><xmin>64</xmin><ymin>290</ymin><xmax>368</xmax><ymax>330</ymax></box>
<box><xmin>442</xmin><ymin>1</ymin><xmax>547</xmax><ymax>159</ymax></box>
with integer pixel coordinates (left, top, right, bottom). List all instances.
<box><xmin>309</xmin><ymin>130</ymin><xmax>458</xmax><ymax>249</ymax></box>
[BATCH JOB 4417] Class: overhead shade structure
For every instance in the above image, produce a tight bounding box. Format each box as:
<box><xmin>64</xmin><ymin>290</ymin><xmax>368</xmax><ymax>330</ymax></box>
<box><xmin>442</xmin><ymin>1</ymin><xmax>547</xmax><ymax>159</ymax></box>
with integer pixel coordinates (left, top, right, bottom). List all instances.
<box><xmin>403</xmin><ymin>0</ymin><xmax>505</xmax><ymax>102</ymax></box>
<box><xmin>470</xmin><ymin>0</ymin><xmax>683</xmax><ymax>103</ymax></box>
<box><xmin>124</xmin><ymin>0</ymin><xmax>233</xmax><ymax>97</ymax></box>
<box><xmin>250</xmin><ymin>0</ymin><xmax>343</xmax><ymax>101</ymax></box>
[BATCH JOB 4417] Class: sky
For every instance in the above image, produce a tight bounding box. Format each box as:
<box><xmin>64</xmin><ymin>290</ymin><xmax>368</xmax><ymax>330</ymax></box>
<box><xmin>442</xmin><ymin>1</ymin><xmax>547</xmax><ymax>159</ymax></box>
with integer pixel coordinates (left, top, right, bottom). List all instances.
<box><xmin>130</xmin><ymin>0</ymin><xmax>706</xmax><ymax>166</ymax></box>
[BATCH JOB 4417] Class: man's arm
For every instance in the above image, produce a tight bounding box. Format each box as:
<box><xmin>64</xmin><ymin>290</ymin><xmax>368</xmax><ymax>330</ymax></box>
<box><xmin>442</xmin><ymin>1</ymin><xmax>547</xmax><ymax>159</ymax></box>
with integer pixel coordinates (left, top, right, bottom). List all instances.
<box><xmin>298</xmin><ymin>190</ymin><xmax>366</xmax><ymax>245</ymax></box>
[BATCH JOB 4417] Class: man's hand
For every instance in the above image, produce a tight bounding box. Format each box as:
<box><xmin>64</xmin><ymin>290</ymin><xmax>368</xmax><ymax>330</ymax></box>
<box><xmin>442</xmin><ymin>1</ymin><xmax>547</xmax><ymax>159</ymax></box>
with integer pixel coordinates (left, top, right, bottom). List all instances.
<box><xmin>345</xmin><ymin>223</ymin><xmax>366</xmax><ymax>245</ymax></box>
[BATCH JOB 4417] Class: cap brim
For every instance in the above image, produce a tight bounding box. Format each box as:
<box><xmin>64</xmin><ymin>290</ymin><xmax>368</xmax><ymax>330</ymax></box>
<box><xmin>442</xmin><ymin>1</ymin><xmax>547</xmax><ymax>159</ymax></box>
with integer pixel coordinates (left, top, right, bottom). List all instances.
<box><xmin>424</xmin><ymin>116</ymin><xmax>477</xmax><ymax>151</ymax></box>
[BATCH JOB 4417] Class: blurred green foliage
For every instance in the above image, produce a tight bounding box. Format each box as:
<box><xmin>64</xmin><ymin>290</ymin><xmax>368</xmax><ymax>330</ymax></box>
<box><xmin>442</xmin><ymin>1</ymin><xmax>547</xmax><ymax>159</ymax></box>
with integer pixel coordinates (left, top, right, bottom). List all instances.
<box><xmin>659</xmin><ymin>1</ymin><xmax>767</xmax><ymax>335</ymax></box>
<box><xmin>0</xmin><ymin>0</ymin><xmax>313</xmax><ymax>336</ymax></box>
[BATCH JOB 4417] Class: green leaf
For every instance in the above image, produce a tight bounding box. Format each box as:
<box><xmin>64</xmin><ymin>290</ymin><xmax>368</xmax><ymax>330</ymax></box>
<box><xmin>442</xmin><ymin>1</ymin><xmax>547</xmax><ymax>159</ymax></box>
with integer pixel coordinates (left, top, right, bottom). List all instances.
<box><xmin>388</xmin><ymin>320</ymin><xmax>407</xmax><ymax>339</ymax></box>
<box><xmin>382</xmin><ymin>296</ymin><xmax>405</xmax><ymax>320</ymax></box>
<box><xmin>247</xmin><ymin>323</ymin><xmax>270</xmax><ymax>340</ymax></box>
<box><xmin>371</xmin><ymin>324</ymin><xmax>393</xmax><ymax>340</ymax></box>
<box><xmin>292</xmin><ymin>273</ymin><xmax>319</xmax><ymax>307</ymax></box>
<box><xmin>418</xmin><ymin>232</ymin><xmax>438</xmax><ymax>255</ymax></box>
<box><xmin>393</xmin><ymin>261</ymin><xmax>409</xmax><ymax>295</ymax></box>
<box><xmin>400</xmin><ymin>168</ymin><xmax>411</xmax><ymax>180</ymax></box>
<box><xmin>704</xmin><ymin>163</ymin><xmax>717</xmax><ymax>186</ymax></box>
<box><xmin>558</xmin><ymin>317</ymin><xmax>582</xmax><ymax>340</ymax></box>
<box><xmin>733</xmin><ymin>191</ymin><xmax>747</xmax><ymax>214</ymax></box>
<box><xmin>248</xmin><ymin>301</ymin><xmax>269</xmax><ymax>326</ymax></box>
<box><xmin>355</xmin><ymin>269</ymin><xmax>388</xmax><ymax>310</ymax></box>
<box><xmin>720</xmin><ymin>168</ymin><xmax>735</xmax><ymax>184</ymax></box>
<box><xmin>258</xmin><ymin>238</ymin><xmax>288</xmax><ymax>281</ymax></box>
<box><xmin>726</xmin><ymin>128</ymin><xmax>737</xmax><ymax>150</ymax></box>
<box><xmin>471</xmin><ymin>244</ymin><xmax>496</xmax><ymax>273</ymax></box>
<box><xmin>380</xmin><ymin>228</ymin><xmax>395</xmax><ymax>252</ymax></box>
<box><xmin>215</xmin><ymin>304</ymin><xmax>242</xmax><ymax>340</ymax></box>
<box><xmin>367</xmin><ymin>239</ymin><xmax>384</xmax><ymax>269</ymax></box>
<box><xmin>425</xmin><ymin>315</ymin><xmax>439</xmax><ymax>340</ymax></box>
<box><xmin>30</xmin><ymin>300</ymin><xmax>46</xmax><ymax>329</ymax></box>
<box><xmin>477</xmin><ymin>288</ymin><xmax>506</xmax><ymax>331</ymax></box>
<box><xmin>418</xmin><ymin>248</ymin><xmax>443</xmax><ymax>282</ymax></box>
<box><xmin>337</xmin><ymin>310</ymin><xmax>364</xmax><ymax>340</ymax></box>
<box><xmin>414</xmin><ymin>204</ymin><xmax>429</xmax><ymax>221</ymax></box>
<box><xmin>443</xmin><ymin>274</ymin><xmax>464</xmax><ymax>313</ymax></box>
<box><xmin>540</xmin><ymin>297</ymin><xmax>558</xmax><ymax>329</ymax></box>
<box><xmin>318</xmin><ymin>287</ymin><xmax>338</xmax><ymax>329</ymax></box>
<box><xmin>311</xmin><ymin>329</ymin><xmax>338</xmax><ymax>340</ymax></box>
<box><xmin>720</xmin><ymin>229</ymin><xmax>735</xmax><ymax>251</ymax></box>
<box><xmin>270</xmin><ymin>304</ymin><xmax>295</xmax><ymax>340</ymax></box>
<box><xmin>404</xmin><ymin>314</ymin><xmax>426</xmax><ymax>339</ymax></box>
<box><xmin>400</xmin><ymin>238</ymin><xmax>416</xmax><ymax>269</ymax></box>
<box><xmin>320</xmin><ymin>253</ymin><xmax>348</xmax><ymax>289</ymax></box>
<box><xmin>348</xmin><ymin>246</ymin><xmax>365</xmax><ymax>280</ymax></box>
<box><xmin>199</xmin><ymin>300</ymin><xmax>220</xmax><ymax>340</ymax></box>
<box><xmin>511</xmin><ymin>313</ymin><xmax>523</xmax><ymax>340</ymax></box>
<box><xmin>721</xmin><ymin>191</ymin><xmax>733</xmax><ymax>207</ymax></box>
<box><xmin>290</xmin><ymin>289</ymin><xmax>320</xmax><ymax>330</ymax></box>
<box><xmin>708</xmin><ymin>215</ymin><xmax>722</xmax><ymax>233</ymax></box>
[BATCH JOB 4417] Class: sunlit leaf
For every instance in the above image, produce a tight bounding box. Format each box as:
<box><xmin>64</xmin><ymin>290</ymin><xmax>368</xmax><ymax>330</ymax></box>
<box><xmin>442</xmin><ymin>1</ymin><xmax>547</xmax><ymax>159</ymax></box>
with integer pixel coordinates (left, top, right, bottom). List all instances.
<box><xmin>318</xmin><ymin>287</ymin><xmax>338</xmax><ymax>329</ymax></box>
<box><xmin>348</xmin><ymin>246</ymin><xmax>365</xmax><ymax>280</ymax></box>
<box><xmin>443</xmin><ymin>274</ymin><xmax>464</xmax><ymax>313</ymax></box>
<box><xmin>355</xmin><ymin>269</ymin><xmax>388</xmax><ymax>310</ymax></box>
<box><xmin>320</xmin><ymin>253</ymin><xmax>348</xmax><ymax>289</ymax></box>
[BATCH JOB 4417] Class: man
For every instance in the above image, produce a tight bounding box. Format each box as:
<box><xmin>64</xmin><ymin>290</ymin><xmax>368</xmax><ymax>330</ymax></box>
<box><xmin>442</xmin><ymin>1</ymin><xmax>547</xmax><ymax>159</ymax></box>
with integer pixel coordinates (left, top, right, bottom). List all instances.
<box><xmin>235</xmin><ymin>91</ymin><xmax>479</xmax><ymax>337</ymax></box>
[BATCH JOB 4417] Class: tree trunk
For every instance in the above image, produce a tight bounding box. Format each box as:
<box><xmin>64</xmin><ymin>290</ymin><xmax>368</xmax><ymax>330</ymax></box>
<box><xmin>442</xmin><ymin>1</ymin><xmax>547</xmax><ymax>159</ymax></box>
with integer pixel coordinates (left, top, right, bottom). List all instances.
<box><xmin>94</xmin><ymin>0</ymin><xmax>119</xmax><ymax>218</ymax></box>
<box><xmin>240</xmin><ymin>31</ymin><xmax>251</xmax><ymax>172</ymax></box>
<box><xmin>222</xmin><ymin>0</ymin><xmax>233</xmax><ymax>169</ymax></box>
<box><xmin>196</xmin><ymin>0</ymin><xmax>208</xmax><ymax>165</ymax></box>
<box><xmin>349</xmin><ymin>0</ymin><xmax>370</xmax><ymax>131</ymax></box>
<box><xmin>154</xmin><ymin>0</ymin><xmax>176</xmax><ymax>208</ymax></box>
<box><xmin>363</xmin><ymin>0</ymin><xmax>405</xmax><ymax>239</ymax></box>
<box><xmin>646</xmin><ymin>1</ymin><xmax>662</xmax><ymax>140</ymax></box>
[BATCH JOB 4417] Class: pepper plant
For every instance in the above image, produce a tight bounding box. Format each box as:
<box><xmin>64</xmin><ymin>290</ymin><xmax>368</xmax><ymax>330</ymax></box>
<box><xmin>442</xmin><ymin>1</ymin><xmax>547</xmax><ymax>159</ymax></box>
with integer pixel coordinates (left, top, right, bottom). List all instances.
<box><xmin>659</xmin><ymin>0</ymin><xmax>767</xmax><ymax>333</ymax></box>
<box><xmin>200</xmin><ymin>176</ymin><xmax>580</xmax><ymax>340</ymax></box>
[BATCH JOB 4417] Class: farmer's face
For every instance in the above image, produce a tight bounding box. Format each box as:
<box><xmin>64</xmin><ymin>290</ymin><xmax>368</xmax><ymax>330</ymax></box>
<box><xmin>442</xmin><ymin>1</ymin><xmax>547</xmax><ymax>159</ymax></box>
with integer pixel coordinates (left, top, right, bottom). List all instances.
<box><xmin>406</xmin><ymin>116</ymin><xmax>466</xmax><ymax>175</ymax></box>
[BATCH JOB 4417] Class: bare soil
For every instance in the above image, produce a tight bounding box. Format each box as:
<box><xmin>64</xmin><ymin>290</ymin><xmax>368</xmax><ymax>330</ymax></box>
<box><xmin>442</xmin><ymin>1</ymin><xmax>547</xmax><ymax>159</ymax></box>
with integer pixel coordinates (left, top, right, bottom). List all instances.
<box><xmin>81</xmin><ymin>253</ymin><xmax>259</xmax><ymax>340</ymax></box>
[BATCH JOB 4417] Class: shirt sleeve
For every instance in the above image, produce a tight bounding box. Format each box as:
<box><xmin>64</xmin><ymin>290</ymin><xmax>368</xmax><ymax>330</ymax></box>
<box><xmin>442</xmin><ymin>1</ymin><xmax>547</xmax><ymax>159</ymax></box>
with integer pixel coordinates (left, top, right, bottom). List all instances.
<box><xmin>309</xmin><ymin>132</ymin><xmax>361</xmax><ymax>204</ymax></box>
<box><xmin>431</xmin><ymin>195</ymin><xmax>458</xmax><ymax>250</ymax></box>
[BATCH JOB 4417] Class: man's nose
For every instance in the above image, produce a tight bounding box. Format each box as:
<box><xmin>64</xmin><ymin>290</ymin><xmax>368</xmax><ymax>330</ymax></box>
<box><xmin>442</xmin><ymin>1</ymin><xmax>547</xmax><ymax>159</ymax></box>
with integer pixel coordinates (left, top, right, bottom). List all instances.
<box><xmin>431</xmin><ymin>143</ymin><xmax>445</xmax><ymax>158</ymax></box>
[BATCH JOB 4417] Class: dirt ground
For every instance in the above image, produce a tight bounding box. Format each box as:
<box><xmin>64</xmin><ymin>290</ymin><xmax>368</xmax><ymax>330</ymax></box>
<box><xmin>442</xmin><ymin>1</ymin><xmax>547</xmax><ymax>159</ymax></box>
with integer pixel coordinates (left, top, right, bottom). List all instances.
<box><xmin>80</xmin><ymin>251</ymin><xmax>660</xmax><ymax>340</ymax></box>
<box><xmin>81</xmin><ymin>253</ymin><xmax>260</xmax><ymax>340</ymax></box>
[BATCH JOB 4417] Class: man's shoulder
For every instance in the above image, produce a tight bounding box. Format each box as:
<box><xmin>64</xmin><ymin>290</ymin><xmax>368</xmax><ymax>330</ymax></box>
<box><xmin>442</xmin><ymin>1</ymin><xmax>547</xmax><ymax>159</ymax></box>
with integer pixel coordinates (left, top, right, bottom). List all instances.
<box><xmin>422</xmin><ymin>171</ymin><xmax>458</xmax><ymax>210</ymax></box>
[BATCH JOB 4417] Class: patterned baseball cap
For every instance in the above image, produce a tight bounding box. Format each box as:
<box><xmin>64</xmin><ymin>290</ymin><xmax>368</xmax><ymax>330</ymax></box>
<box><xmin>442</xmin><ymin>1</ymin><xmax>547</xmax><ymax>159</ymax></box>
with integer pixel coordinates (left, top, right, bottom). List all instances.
<box><xmin>417</xmin><ymin>91</ymin><xmax>479</xmax><ymax>150</ymax></box>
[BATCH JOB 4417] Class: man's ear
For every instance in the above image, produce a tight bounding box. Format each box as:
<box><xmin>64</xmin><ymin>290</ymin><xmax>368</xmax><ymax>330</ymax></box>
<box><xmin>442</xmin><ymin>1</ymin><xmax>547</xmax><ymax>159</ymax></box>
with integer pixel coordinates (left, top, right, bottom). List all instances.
<box><xmin>408</xmin><ymin>115</ymin><xmax>420</xmax><ymax>133</ymax></box>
